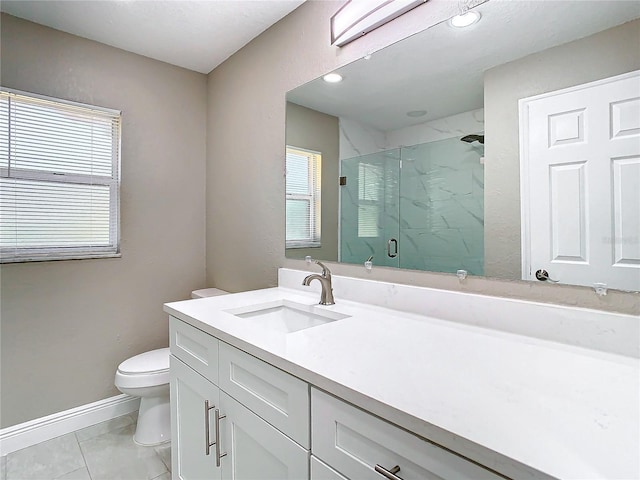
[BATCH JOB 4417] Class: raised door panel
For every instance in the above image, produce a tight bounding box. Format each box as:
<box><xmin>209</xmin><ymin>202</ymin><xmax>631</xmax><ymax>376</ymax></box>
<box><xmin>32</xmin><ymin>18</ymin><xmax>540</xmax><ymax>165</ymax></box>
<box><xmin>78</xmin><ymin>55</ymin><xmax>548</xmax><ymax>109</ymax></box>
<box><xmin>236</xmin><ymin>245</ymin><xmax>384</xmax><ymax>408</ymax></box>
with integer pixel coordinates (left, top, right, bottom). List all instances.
<box><xmin>219</xmin><ymin>392</ymin><xmax>309</xmax><ymax>480</ymax></box>
<box><xmin>170</xmin><ymin>316</ymin><xmax>219</xmax><ymax>384</ymax></box>
<box><xmin>612</xmin><ymin>157</ymin><xmax>640</xmax><ymax>266</ymax></box>
<box><xmin>311</xmin><ymin>389</ymin><xmax>501</xmax><ymax>480</ymax></box>
<box><xmin>218</xmin><ymin>341</ymin><xmax>309</xmax><ymax>448</ymax></box>
<box><xmin>171</xmin><ymin>355</ymin><xmax>221</xmax><ymax>480</ymax></box>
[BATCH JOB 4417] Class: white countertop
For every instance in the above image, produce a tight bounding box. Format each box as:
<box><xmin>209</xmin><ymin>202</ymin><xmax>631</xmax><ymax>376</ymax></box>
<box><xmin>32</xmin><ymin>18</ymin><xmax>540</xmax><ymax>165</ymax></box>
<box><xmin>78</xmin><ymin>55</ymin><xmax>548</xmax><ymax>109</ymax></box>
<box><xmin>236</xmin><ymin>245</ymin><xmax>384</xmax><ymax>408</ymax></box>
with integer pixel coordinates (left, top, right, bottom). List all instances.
<box><xmin>164</xmin><ymin>286</ymin><xmax>639</xmax><ymax>480</ymax></box>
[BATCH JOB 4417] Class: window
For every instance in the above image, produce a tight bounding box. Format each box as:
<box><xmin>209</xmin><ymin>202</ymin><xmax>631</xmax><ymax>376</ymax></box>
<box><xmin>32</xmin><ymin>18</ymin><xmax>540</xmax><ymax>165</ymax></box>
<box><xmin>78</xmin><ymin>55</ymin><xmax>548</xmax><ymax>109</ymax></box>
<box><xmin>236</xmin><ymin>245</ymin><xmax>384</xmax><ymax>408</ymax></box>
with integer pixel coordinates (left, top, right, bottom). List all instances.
<box><xmin>0</xmin><ymin>88</ymin><xmax>121</xmax><ymax>263</ymax></box>
<box><xmin>358</xmin><ymin>162</ymin><xmax>382</xmax><ymax>237</ymax></box>
<box><xmin>285</xmin><ymin>146</ymin><xmax>321</xmax><ymax>248</ymax></box>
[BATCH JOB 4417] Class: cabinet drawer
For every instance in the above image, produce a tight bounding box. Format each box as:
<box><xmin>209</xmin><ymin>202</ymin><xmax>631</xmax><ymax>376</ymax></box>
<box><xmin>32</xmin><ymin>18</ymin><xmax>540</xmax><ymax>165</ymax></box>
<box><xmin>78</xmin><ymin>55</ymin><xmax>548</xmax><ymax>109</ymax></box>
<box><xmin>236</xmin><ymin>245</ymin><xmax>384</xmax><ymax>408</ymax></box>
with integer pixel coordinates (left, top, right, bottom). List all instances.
<box><xmin>311</xmin><ymin>456</ymin><xmax>349</xmax><ymax>480</ymax></box>
<box><xmin>312</xmin><ymin>389</ymin><xmax>502</xmax><ymax>480</ymax></box>
<box><xmin>219</xmin><ymin>341</ymin><xmax>309</xmax><ymax>448</ymax></box>
<box><xmin>170</xmin><ymin>316</ymin><xmax>219</xmax><ymax>384</ymax></box>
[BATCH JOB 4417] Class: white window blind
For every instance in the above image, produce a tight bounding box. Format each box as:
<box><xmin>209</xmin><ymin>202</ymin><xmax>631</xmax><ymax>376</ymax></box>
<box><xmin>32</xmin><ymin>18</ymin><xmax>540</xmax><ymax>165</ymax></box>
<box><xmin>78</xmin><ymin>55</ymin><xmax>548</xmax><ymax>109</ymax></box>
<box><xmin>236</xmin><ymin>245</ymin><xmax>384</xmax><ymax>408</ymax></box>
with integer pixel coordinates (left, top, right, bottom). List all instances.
<box><xmin>0</xmin><ymin>88</ymin><xmax>121</xmax><ymax>263</ymax></box>
<box><xmin>285</xmin><ymin>146</ymin><xmax>321</xmax><ymax>248</ymax></box>
<box><xmin>358</xmin><ymin>162</ymin><xmax>382</xmax><ymax>237</ymax></box>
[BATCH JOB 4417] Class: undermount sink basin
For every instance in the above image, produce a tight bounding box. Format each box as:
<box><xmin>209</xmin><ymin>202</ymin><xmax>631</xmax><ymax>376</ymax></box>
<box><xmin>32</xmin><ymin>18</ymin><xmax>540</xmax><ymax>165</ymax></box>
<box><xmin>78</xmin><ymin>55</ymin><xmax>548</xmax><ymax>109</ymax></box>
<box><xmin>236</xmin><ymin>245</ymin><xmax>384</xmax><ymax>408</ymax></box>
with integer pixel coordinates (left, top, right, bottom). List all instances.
<box><xmin>225</xmin><ymin>299</ymin><xmax>350</xmax><ymax>333</ymax></box>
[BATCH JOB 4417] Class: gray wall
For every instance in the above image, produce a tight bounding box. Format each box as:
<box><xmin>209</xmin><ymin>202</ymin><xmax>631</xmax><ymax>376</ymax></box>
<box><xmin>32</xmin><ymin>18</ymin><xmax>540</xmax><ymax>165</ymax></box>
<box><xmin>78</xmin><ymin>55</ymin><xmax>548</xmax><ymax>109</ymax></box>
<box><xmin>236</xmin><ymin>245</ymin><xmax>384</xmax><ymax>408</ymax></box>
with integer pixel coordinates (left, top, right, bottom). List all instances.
<box><xmin>0</xmin><ymin>15</ymin><xmax>208</xmax><ymax>427</ymax></box>
<box><xmin>207</xmin><ymin>1</ymin><xmax>638</xmax><ymax>314</ymax></box>
<box><xmin>484</xmin><ymin>19</ymin><xmax>640</xmax><ymax>279</ymax></box>
<box><xmin>285</xmin><ymin>102</ymin><xmax>339</xmax><ymax>262</ymax></box>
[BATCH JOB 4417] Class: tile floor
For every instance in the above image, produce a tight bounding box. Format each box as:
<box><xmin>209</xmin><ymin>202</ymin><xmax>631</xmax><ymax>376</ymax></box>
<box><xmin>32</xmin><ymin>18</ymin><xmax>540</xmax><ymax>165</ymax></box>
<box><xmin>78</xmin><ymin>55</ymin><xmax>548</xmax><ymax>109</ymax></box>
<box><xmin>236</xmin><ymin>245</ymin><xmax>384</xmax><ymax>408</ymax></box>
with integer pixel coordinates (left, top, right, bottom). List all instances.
<box><xmin>2</xmin><ymin>412</ymin><xmax>171</xmax><ymax>480</ymax></box>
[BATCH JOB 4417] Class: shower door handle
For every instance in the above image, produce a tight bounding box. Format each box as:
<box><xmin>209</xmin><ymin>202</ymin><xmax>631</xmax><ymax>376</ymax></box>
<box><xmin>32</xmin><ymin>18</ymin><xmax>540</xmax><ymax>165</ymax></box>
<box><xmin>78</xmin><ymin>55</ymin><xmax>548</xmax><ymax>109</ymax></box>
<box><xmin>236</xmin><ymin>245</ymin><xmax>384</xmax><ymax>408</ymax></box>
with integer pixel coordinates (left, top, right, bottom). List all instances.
<box><xmin>387</xmin><ymin>238</ymin><xmax>398</xmax><ymax>258</ymax></box>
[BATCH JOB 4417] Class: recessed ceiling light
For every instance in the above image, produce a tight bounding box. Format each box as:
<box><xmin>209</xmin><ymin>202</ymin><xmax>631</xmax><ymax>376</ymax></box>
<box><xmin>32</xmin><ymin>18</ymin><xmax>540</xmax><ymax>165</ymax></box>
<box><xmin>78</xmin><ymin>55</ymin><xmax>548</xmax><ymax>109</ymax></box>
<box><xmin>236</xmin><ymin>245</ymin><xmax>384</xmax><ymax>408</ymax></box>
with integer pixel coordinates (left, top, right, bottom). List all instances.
<box><xmin>449</xmin><ymin>11</ymin><xmax>481</xmax><ymax>28</ymax></box>
<box><xmin>323</xmin><ymin>73</ymin><xmax>343</xmax><ymax>83</ymax></box>
<box><xmin>406</xmin><ymin>110</ymin><xmax>427</xmax><ymax>117</ymax></box>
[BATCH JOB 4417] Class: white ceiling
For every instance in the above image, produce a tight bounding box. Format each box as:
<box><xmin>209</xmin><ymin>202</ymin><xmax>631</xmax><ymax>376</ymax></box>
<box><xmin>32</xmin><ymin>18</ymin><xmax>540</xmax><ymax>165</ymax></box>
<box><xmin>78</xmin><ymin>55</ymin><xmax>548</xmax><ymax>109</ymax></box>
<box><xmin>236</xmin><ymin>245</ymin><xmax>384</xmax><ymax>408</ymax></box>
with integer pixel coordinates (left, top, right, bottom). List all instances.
<box><xmin>0</xmin><ymin>0</ymin><xmax>306</xmax><ymax>74</ymax></box>
<box><xmin>287</xmin><ymin>0</ymin><xmax>640</xmax><ymax>132</ymax></box>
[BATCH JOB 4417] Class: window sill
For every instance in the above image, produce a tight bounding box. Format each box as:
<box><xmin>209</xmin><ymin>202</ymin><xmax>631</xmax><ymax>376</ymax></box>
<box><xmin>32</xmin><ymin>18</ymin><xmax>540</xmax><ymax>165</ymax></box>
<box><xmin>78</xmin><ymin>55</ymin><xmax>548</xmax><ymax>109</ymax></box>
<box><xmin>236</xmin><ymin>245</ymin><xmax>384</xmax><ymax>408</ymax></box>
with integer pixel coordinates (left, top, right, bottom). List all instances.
<box><xmin>286</xmin><ymin>243</ymin><xmax>321</xmax><ymax>249</ymax></box>
<box><xmin>1</xmin><ymin>252</ymin><xmax>122</xmax><ymax>264</ymax></box>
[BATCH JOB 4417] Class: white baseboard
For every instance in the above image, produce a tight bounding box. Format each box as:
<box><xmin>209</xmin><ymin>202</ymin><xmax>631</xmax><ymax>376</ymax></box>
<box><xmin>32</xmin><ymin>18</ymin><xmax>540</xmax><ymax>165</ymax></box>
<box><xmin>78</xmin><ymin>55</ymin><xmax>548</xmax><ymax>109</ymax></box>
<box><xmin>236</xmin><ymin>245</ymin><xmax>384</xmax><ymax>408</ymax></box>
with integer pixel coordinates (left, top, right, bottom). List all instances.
<box><xmin>0</xmin><ymin>394</ymin><xmax>140</xmax><ymax>456</ymax></box>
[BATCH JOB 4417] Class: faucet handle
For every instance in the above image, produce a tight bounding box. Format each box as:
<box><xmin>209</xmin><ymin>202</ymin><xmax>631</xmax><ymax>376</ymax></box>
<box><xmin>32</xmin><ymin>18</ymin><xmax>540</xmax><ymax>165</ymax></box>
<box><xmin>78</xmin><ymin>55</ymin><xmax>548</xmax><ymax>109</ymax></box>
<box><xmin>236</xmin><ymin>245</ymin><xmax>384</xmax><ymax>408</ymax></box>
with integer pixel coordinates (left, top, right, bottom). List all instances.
<box><xmin>313</xmin><ymin>260</ymin><xmax>331</xmax><ymax>278</ymax></box>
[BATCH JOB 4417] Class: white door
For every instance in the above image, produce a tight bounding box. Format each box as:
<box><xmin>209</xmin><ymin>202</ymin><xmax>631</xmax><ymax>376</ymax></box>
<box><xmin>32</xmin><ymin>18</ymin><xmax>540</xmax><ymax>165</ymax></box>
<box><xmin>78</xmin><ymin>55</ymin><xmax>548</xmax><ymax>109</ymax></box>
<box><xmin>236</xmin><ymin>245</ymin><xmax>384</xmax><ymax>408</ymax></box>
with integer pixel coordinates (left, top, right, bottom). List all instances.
<box><xmin>520</xmin><ymin>70</ymin><xmax>640</xmax><ymax>291</ymax></box>
<box><xmin>171</xmin><ymin>356</ymin><xmax>221</xmax><ymax>480</ymax></box>
<box><xmin>219</xmin><ymin>392</ymin><xmax>309</xmax><ymax>480</ymax></box>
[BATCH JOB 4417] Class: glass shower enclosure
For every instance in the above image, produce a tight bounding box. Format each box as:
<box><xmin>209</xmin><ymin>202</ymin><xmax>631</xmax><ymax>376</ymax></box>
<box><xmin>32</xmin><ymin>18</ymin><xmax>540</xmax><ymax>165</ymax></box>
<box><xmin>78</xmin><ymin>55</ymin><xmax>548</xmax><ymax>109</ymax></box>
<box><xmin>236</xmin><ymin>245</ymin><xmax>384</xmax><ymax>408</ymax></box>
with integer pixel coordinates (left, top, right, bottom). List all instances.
<box><xmin>340</xmin><ymin>136</ymin><xmax>485</xmax><ymax>275</ymax></box>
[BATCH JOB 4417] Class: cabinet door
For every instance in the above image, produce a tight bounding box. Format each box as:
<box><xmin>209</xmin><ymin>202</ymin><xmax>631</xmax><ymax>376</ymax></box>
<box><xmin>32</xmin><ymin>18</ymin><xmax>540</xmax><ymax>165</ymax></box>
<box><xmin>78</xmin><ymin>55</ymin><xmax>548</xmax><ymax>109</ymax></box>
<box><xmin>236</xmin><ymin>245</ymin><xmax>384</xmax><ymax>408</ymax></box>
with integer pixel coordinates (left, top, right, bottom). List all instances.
<box><xmin>219</xmin><ymin>392</ymin><xmax>309</xmax><ymax>480</ymax></box>
<box><xmin>171</xmin><ymin>355</ymin><xmax>221</xmax><ymax>480</ymax></box>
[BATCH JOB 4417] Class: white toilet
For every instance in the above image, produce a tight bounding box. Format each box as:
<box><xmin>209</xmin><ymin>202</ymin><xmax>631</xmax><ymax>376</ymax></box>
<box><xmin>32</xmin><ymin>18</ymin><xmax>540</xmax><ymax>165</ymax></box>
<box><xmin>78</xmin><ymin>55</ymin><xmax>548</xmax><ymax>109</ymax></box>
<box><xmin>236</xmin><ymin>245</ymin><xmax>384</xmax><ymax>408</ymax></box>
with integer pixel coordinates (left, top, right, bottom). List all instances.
<box><xmin>115</xmin><ymin>288</ymin><xmax>228</xmax><ymax>445</ymax></box>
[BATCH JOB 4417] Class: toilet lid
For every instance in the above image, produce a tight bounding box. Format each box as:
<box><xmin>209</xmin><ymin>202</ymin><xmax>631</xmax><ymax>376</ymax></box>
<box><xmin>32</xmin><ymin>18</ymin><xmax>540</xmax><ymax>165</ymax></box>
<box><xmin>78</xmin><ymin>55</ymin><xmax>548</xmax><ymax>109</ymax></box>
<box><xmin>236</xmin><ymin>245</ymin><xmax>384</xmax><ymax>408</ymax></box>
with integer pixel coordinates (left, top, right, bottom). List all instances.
<box><xmin>118</xmin><ymin>347</ymin><xmax>169</xmax><ymax>375</ymax></box>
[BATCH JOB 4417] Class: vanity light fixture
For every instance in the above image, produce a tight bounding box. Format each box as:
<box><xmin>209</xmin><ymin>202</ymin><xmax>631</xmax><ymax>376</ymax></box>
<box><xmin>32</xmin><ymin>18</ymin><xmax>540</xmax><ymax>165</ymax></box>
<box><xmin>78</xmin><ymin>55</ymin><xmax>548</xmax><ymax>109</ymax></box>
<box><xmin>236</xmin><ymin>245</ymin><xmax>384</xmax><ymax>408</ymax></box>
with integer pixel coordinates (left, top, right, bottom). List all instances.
<box><xmin>449</xmin><ymin>11</ymin><xmax>481</xmax><ymax>28</ymax></box>
<box><xmin>323</xmin><ymin>73</ymin><xmax>343</xmax><ymax>83</ymax></box>
<box><xmin>406</xmin><ymin>110</ymin><xmax>427</xmax><ymax>117</ymax></box>
<box><xmin>331</xmin><ymin>0</ymin><xmax>427</xmax><ymax>47</ymax></box>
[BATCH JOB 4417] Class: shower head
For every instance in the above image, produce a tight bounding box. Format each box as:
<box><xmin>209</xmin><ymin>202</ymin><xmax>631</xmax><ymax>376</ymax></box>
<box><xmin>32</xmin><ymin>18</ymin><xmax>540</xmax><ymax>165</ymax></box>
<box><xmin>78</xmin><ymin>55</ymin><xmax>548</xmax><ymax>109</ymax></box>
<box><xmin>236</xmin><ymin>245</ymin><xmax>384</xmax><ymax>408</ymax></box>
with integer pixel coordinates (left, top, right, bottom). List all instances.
<box><xmin>461</xmin><ymin>134</ymin><xmax>484</xmax><ymax>145</ymax></box>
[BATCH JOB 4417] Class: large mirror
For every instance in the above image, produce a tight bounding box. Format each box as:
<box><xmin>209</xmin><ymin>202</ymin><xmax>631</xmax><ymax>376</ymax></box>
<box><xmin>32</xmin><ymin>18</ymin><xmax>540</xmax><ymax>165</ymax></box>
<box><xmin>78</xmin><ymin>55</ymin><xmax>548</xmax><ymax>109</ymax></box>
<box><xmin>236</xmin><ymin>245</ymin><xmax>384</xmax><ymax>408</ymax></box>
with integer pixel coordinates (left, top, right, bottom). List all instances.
<box><xmin>285</xmin><ymin>0</ymin><xmax>640</xmax><ymax>291</ymax></box>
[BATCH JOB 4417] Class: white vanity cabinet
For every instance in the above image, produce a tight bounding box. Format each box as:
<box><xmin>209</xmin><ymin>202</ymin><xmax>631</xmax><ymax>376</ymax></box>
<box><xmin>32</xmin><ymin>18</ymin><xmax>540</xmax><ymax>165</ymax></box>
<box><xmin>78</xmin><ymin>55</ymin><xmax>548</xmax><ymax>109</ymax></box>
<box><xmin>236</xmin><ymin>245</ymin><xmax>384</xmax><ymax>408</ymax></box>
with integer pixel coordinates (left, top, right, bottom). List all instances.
<box><xmin>170</xmin><ymin>316</ymin><xmax>504</xmax><ymax>480</ymax></box>
<box><xmin>164</xmin><ymin>274</ymin><xmax>639</xmax><ymax>480</ymax></box>
<box><xmin>170</xmin><ymin>317</ymin><xmax>310</xmax><ymax>480</ymax></box>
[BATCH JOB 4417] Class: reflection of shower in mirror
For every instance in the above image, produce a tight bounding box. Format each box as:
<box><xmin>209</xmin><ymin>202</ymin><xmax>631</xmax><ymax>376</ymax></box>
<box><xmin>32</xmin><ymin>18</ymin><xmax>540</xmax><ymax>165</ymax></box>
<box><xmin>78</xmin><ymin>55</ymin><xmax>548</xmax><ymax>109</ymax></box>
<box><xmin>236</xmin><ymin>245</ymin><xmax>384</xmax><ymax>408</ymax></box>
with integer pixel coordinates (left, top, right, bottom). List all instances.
<box><xmin>340</xmin><ymin>135</ymin><xmax>485</xmax><ymax>276</ymax></box>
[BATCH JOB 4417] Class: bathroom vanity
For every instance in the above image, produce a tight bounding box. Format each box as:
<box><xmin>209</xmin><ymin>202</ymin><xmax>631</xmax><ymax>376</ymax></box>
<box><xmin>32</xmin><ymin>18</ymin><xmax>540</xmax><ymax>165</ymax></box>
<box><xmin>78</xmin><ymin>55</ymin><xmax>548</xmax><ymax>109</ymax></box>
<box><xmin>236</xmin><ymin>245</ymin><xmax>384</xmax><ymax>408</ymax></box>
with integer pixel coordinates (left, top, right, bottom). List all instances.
<box><xmin>164</xmin><ymin>269</ymin><xmax>639</xmax><ymax>480</ymax></box>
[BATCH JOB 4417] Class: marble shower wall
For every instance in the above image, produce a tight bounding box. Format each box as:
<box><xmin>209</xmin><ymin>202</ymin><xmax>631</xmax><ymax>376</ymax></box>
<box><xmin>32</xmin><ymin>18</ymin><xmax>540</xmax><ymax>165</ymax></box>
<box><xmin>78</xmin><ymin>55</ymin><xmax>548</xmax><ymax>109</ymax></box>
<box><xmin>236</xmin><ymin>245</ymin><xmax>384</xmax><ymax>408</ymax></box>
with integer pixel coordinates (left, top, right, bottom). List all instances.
<box><xmin>338</xmin><ymin>117</ymin><xmax>387</xmax><ymax>160</ymax></box>
<box><xmin>338</xmin><ymin>108</ymin><xmax>485</xmax><ymax>159</ymax></box>
<box><xmin>386</xmin><ymin>109</ymin><xmax>485</xmax><ymax>149</ymax></box>
<box><xmin>339</xmin><ymin>109</ymin><xmax>485</xmax><ymax>274</ymax></box>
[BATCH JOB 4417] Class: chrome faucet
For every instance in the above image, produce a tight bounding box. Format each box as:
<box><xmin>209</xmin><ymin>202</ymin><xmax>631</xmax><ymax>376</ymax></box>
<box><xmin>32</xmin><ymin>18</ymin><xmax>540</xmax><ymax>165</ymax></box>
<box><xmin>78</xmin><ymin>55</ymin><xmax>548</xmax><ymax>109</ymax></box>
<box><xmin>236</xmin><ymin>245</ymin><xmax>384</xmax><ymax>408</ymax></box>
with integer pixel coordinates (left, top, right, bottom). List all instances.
<box><xmin>302</xmin><ymin>260</ymin><xmax>335</xmax><ymax>305</ymax></box>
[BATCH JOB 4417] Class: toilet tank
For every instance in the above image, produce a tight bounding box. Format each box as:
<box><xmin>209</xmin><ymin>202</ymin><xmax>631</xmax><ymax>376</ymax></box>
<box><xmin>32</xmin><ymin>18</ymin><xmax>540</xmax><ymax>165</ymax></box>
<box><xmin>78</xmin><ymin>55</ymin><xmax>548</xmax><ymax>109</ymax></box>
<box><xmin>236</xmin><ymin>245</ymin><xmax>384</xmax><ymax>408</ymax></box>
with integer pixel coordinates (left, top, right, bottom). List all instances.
<box><xmin>191</xmin><ymin>288</ymin><xmax>229</xmax><ymax>299</ymax></box>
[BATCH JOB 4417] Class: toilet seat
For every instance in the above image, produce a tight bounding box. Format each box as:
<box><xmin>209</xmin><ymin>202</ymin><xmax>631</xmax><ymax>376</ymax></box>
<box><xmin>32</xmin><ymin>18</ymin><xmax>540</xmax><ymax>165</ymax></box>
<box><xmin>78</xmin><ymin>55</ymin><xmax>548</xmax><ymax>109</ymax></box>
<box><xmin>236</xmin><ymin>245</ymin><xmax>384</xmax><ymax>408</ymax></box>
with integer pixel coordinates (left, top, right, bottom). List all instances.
<box><xmin>115</xmin><ymin>347</ymin><xmax>169</xmax><ymax>388</ymax></box>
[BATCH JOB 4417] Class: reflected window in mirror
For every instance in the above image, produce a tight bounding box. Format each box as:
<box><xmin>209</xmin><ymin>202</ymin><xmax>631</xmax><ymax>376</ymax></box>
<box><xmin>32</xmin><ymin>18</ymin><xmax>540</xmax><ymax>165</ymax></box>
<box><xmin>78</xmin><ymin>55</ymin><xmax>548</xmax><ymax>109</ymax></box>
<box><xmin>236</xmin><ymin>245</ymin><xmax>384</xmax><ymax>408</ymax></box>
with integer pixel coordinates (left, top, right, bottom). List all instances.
<box><xmin>285</xmin><ymin>146</ymin><xmax>322</xmax><ymax>248</ymax></box>
<box><xmin>357</xmin><ymin>162</ymin><xmax>383</xmax><ymax>238</ymax></box>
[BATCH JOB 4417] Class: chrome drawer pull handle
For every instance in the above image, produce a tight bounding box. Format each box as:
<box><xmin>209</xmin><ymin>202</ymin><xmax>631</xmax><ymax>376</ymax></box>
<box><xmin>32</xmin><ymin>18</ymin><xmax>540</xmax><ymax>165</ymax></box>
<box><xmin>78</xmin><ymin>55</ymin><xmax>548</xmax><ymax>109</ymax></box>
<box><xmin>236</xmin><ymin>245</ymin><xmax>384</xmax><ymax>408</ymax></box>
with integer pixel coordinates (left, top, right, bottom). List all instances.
<box><xmin>375</xmin><ymin>464</ymin><xmax>403</xmax><ymax>480</ymax></box>
<box><xmin>215</xmin><ymin>408</ymin><xmax>227</xmax><ymax>466</ymax></box>
<box><xmin>204</xmin><ymin>400</ymin><xmax>216</xmax><ymax>455</ymax></box>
